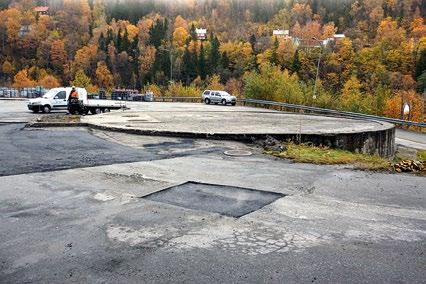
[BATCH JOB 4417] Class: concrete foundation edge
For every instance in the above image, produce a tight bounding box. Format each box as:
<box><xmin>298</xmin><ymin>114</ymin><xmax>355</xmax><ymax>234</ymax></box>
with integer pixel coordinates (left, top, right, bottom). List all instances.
<box><xmin>27</xmin><ymin>122</ymin><xmax>396</xmax><ymax>157</ymax></box>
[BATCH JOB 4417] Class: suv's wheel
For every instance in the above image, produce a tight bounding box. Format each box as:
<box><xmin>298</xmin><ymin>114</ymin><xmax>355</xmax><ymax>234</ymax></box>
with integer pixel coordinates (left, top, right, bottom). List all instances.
<box><xmin>32</xmin><ymin>109</ymin><xmax>39</xmax><ymax>113</ymax></box>
<box><xmin>204</xmin><ymin>98</ymin><xmax>210</xmax><ymax>104</ymax></box>
<box><xmin>42</xmin><ymin>105</ymin><xmax>51</xmax><ymax>113</ymax></box>
<box><xmin>221</xmin><ymin>99</ymin><xmax>227</xmax><ymax>105</ymax></box>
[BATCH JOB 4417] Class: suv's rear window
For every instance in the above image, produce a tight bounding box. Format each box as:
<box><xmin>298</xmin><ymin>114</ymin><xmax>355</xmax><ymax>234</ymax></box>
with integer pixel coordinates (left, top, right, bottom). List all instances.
<box><xmin>203</xmin><ymin>91</ymin><xmax>210</xmax><ymax>95</ymax></box>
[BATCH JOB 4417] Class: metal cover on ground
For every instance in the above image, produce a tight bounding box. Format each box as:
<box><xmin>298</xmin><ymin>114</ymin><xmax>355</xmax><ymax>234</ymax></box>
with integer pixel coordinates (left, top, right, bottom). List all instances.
<box><xmin>224</xmin><ymin>150</ymin><xmax>252</xmax><ymax>156</ymax></box>
<box><xmin>143</xmin><ymin>181</ymin><xmax>285</xmax><ymax>218</ymax></box>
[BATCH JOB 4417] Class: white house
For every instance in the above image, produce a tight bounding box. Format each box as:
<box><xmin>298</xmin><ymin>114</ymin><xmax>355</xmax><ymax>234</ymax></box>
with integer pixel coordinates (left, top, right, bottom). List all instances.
<box><xmin>196</xmin><ymin>28</ymin><xmax>207</xmax><ymax>40</ymax></box>
<box><xmin>34</xmin><ymin>6</ymin><xmax>49</xmax><ymax>16</ymax></box>
<box><xmin>272</xmin><ymin>29</ymin><xmax>289</xmax><ymax>38</ymax></box>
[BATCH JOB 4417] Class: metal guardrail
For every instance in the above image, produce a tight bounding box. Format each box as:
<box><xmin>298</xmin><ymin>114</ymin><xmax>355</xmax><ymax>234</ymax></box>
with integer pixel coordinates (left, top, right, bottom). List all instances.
<box><xmin>154</xmin><ymin>96</ymin><xmax>200</xmax><ymax>103</ymax></box>
<box><xmin>242</xmin><ymin>98</ymin><xmax>426</xmax><ymax>128</ymax></box>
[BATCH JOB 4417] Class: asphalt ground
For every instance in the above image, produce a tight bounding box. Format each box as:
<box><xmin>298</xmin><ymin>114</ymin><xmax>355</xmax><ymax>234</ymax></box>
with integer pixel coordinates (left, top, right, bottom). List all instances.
<box><xmin>0</xmin><ymin>99</ymin><xmax>425</xmax><ymax>283</ymax></box>
<box><xmin>0</xmin><ymin>124</ymin><xmax>228</xmax><ymax>177</ymax></box>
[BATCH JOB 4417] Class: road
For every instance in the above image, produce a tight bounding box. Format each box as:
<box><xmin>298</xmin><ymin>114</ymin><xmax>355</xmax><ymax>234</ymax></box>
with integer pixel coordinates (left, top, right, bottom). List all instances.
<box><xmin>0</xmin><ymin>100</ymin><xmax>425</xmax><ymax>283</ymax></box>
<box><xmin>396</xmin><ymin>128</ymin><xmax>426</xmax><ymax>150</ymax></box>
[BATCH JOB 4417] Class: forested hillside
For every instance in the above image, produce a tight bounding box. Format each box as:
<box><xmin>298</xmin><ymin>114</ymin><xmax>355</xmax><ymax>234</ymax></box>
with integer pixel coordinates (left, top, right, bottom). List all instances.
<box><xmin>0</xmin><ymin>0</ymin><xmax>425</xmax><ymax>119</ymax></box>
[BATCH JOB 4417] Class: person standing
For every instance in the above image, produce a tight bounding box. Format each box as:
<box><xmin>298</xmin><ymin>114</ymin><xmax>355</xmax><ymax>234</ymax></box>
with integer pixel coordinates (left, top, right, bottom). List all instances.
<box><xmin>68</xmin><ymin>86</ymin><xmax>80</xmax><ymax>114</ymax></box>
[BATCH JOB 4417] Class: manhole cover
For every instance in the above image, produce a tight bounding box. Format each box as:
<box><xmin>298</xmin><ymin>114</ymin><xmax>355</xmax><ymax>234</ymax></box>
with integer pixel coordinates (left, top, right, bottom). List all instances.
<box><xmin>224</xmin><ymin>150</ymin><xmax>252</xmax><ymax>156</ymax></box>
<box><xmin>143</xmin><ymin>181</ymin><xmax>285</xmax><ymax>218</ymax></box>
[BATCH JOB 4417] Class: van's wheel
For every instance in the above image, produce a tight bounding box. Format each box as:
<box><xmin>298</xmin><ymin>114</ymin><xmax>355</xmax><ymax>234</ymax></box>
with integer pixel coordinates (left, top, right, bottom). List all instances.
<box><xmin>221</xmin><ymin>99</ymin><xmax>227</xmax><ymax>105</ymax></box>
<box><xmin>42</xmin><ymin>105</ymin><xmax>51</xmax><ymax>113</ymax></box>
<box><xmin>90</xmin><ymin>108</ymin><xmax>102</xmax><ymax>115</ymax></box>
<box><xmin>204</xmin><ymin>98</ymin><xmax>210</xmax><ymax>104</ymax></box>
<box><xmin>103</xmin><ymin>108</ymin><xmax>110</xmax><ymax>113</ymax></box>
<box><xmin>231</xmin><ymin>102</ymin><xmax>236</xmax><ymax>106</ymax></box>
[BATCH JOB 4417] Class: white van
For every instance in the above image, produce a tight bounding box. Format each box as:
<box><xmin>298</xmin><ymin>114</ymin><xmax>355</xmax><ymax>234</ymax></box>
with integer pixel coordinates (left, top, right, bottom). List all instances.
<box><xmin>27</xmin><ymin>87</ymin><xmax>126</xmax><ymax>114</ymax></box>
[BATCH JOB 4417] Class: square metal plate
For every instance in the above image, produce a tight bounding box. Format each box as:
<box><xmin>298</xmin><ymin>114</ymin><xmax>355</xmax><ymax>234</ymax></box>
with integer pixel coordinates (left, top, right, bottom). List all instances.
<box><xmin>143</xmin><ymin>181</ymin><xmax>285</xmax><ymax>218</ymax></box>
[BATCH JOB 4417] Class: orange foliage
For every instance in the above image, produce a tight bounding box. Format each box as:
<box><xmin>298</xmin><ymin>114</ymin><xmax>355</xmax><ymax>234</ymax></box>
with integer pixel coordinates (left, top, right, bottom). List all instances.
<box><xmin>12</xmin><ymin>69</ymin><xmax>36</xmax><ymax>88</ymax></box>
<box><xmin>384</xmin><ymin>90</ymin><xmax>424</xmax><ymax>122</ymax></box>
<box><xmin>174</xmin><ymin>15</ymin><xmax>188</xmax><ymax>30</ymax></box>
<box><xmin>50</xmin><ymin>40</ymin><xmax>67</xmax><ymax>73</ymax></box>
<box><xmin>95</xmin><ymin>61</ymin><xmax>113</xmax><ymax>90</ymax></box>
<box><xmin>38</xmin><ymin>75</ymin><xmax>61</xmax><ymax>88</ymax></box>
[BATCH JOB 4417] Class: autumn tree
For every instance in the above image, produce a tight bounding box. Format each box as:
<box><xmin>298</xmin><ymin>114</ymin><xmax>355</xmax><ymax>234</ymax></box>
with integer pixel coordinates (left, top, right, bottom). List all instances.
<box><xmin>95</xmin><ymin>61</ymin><xmax>113</xmax><ymax>90</ymax></box>
<box><xmin>269</xmin><ymin>37</ymin><xmax>279</xmax><ymax>66</ymax></box>
<box><xmin>38</xmin><ymin>75</ymin><xmax>61</xmax><ymax>88</ymax></box>
<box><xmin>339</xmin><ymin>76</ymin><xmax>372</xmax><ymax>113</ymax></box>
<box><xmin>72</xmin><ymin>69</ymin><xmax>92</xmax><ymax>89</ymax></box>
<box><xmin>12</xmin><ymin>69</ymin><xmax>36</xmax><ymax>88</ymax></box>
<box><xmin>1</xmin><ymin>60</ymin><xmax>14</xmax><ymax>78</ymax></box>
<box><xmin>72</xmin><ymin>45</ymin><xmax>99</xmax><ymax>78</ymax></box>
<box><xmin>138</xmin><ymin>45</ymin><xmax>156</xmax><ymax>84</ymax></box>
<box><xmin>173</xmin><ymin>27</ymin><xmax>189</xmax><ymax>49</ymax></box>
<box><xmin>50</xmin><ymin>40</ymin><xmax>67</xmax><ymax>75</ymax></box>
<box><xmin>174</xmin><ymin>15</ymin><xmax>188</xmax><ymax>30</ymax></box>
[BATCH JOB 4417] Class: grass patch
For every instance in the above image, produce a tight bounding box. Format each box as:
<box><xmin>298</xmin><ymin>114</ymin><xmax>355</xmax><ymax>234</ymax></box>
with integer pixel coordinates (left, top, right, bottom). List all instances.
<box><xmin>265</xmin><ymin>143</ymin><xmax>391</xmax><ymax>171</ymax></box>
<box><xmin>418</xmin><ymin>150</ymin><xmax>426</xmax><ymax>162</ymax></box>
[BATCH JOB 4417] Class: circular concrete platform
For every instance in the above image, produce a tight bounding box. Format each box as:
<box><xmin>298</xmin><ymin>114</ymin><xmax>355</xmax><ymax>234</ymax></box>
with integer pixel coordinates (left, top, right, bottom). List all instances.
<box><xmin>82</xmin><ymin>102</ymin><xmax>395</xmax><ymax>157</ymax></box>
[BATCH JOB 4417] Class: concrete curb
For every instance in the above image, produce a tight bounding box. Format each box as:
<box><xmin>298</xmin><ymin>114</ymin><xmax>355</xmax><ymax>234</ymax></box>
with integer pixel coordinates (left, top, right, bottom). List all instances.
<box><xmin>26</xmin><ymin>122</ymin><xmax>89</xmax><ymax>128</ymax></box>
<box><xmin>0</xmin><ymin>98</ymin><xmax>28</xmax><ymax>101</ymax></box>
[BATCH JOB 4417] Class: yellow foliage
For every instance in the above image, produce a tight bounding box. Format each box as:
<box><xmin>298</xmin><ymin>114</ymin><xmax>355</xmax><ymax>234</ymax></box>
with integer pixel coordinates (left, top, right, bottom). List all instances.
<box><xmin>257</xmin><ymin>49</ymin><xmax>272</xmax><ymax>66</ymax></box>
<box><xmin>126</xmin><ymin>24</ymin><xmax>139</xmax><ymax>41</ymax></box>
<box><xmin>164</xmin><ymin>82</ymin><xmax>201</xmax><ymax>97</ymax></box>
<box><xmin>95</xmin><ymin>61</ymin><xmax>113</xmax><ymax>90</ymax></box>
<box><xmin>377</xmin><ymin>17</ymin><xmax>406</xmax><ymax>44</ymax></box>
<box><xmin>1</xmin><ymin>60</ymin><xmax>14</xmax><ymax>74</ymax></box>
<box><xmin>72</xmin><ymin>44</ymin><xmax>98</xmax><ymax>74</ymax></box>
<box><xmin>220</xmin><ymin>41</ymin><xmax>253</xmax><ymax>68</ymax></box>
<box><xmin>339</xmin><ymin>76</ymin><xmax>373</xmax><ymax>113</ymax></box>
<box><xmin>322</xmin><ymin>22</ymin><xmax>337</xmax><ymax>39</ymax></box>
<box><xmin>173</xmin><ymin>27</ymin><xmax>189</xmax><ymax>49</ymax></box>
<box><xmin>142</xmin><ymin>83</ymin><xmax>162</xmax><ymax>97</ymax></box>
<box><xmin>206</xmin><ymin>75</ymin><xmax>224</xmax><ymax>90</ymax></box>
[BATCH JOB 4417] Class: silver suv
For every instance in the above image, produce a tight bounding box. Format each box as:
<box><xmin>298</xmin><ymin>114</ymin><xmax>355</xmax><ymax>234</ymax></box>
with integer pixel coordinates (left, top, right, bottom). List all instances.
<box><xmin>202</xmin><ymin>90</ymin><xmax>236</xmax><ymax>106</ymax></box>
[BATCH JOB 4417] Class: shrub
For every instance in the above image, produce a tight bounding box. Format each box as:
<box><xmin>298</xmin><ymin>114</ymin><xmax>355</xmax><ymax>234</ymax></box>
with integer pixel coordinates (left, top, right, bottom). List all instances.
<box><xmin>164</xmin><ymin>82</ymin><xmax>201</xmax><ymax>97</ymax></box>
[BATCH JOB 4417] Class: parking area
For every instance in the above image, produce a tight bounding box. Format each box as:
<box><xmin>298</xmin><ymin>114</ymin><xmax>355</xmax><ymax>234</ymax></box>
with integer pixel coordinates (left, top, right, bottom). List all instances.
<box><xmin>0</xmin><ymin>99</ymin><xmax>425</xmax><ymax>283</ymax></box>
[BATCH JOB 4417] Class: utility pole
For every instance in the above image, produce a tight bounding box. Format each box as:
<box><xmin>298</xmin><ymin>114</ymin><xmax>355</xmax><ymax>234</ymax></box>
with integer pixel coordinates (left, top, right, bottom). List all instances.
<box><xmin>312</xmin><ymin>37</ymin><xmax>323</xmax><ymax>100</ymax></box>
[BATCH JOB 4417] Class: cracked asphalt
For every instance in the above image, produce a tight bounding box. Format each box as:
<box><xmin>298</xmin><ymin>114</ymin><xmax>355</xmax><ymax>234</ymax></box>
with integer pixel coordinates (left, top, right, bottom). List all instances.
<box><xmin>0</xmin><ymin>100</ymin><xmax>425</xmax><ymax>283</ymax></box>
